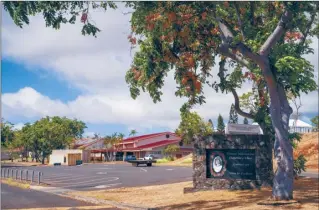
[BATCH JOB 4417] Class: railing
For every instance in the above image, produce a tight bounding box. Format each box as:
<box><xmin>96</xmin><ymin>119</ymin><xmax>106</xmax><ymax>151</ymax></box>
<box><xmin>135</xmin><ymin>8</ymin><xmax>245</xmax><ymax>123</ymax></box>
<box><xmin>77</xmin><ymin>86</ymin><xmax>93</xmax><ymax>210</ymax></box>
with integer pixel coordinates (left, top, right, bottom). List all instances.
<box><xmin>1</xmin><ymin>167</ymin><xmax>43</xmax><ymax>185</ymax></box>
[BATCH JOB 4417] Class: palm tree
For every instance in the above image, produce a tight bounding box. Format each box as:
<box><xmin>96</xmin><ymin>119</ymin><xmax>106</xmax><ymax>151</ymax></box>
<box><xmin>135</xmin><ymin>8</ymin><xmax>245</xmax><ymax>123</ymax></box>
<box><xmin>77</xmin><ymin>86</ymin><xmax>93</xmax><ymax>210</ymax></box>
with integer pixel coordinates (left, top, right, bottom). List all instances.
<box><xmin>129</xmin><ymin>129</ymin><xmax>137</xmax><ymax>137</ymax></box>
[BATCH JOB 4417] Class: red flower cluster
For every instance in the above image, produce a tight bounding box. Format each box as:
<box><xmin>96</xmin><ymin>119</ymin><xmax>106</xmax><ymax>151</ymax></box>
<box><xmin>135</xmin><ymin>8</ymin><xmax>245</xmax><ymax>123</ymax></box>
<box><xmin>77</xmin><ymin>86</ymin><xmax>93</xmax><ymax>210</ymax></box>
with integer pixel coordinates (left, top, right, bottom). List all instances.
<box><xmin>127</xmin><ymin>35</ymin><xmax>137</xmax><ymax>45</ymax></box>
<box><xmin>81</xmin><ymin>13</ymin><xmax>87</xmax><ymax>23</ymax></box>
<box><xmin>284</xmin><ymin>32</ymin><xmax>302</xmax><ymax>41</ymax></box>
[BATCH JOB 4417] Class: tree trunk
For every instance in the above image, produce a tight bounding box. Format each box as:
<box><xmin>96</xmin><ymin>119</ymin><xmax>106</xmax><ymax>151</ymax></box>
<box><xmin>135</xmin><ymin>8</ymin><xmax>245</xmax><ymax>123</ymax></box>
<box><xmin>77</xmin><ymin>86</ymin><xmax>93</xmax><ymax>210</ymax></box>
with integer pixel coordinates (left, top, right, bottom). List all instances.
<box><xmin>105</xmin><ymin>152</ymin><xmax>112</xmax><ymax>162</ymax></box>
<box><xmin>34</xmin><ymin>151</ymin><xmax>40</xmax><ymax>162</ymax></box>
<box><xmin>261</xmin><ymin>59</ymin><xmax>294</xmax><ymax>200</ymax></box>
<box><xmin>271</xmin><ymin>86</ymin><xmax>293</xmax><ymax>200</ymax></box>
<box><xmin>41</xmin><ymin>152</ymin><xmax>46</xmax><ymax>164</ymax></box>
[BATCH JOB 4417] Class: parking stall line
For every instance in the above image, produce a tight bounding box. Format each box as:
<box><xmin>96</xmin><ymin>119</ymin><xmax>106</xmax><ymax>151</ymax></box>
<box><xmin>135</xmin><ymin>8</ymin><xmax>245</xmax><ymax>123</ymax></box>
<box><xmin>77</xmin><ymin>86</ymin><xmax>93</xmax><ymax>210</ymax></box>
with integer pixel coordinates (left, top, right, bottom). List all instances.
<box><xmin>96</xmin><ymin>172</ymin><xmax>107</xmax><ymax>175</ymax></box>
<box><xmin>60</xmin><ymin>177</ymin><xmax>119</xmax><ymax>188</ymax></box>
<box><xmin>33</xmin><ymin>173</ymin><xmax>71</xmax><ymax>179</ymax></box>
<box><xmin>42</xmin><ymin>173</ymin><xmax>74</xmax><ymax>178</ymax></box>
<box><xmin>42</xmin><ymin>174</ymin><xmax>89</xmax><ymax>181</ymax></box>
<box><xmin>140</xmin><ymin>168</ymin><xmax>147</xmax><ymax>172</ymax></box>
<box><xmin>92</xmin><ymin>168</ymin><xmax>114</xmax><ymax>170</ymax></box>
<box><xmin>42</xmin><ymin>173</ymin><xmax>74</xmax><ymax>177</ymax></box>
<box><xmin>93</xmin><ymin>183</ymin><xmax>122</xmax><ymax>189</ymax></box>
<box><xmin>41</xmin><ymin>176</ymin><xmax>79</xmax><ymax>182</ymax></box>
<box><xmin>47</xmin><ymin>174</ymin><xmax>112</xmax><ymax>184</ymax></box>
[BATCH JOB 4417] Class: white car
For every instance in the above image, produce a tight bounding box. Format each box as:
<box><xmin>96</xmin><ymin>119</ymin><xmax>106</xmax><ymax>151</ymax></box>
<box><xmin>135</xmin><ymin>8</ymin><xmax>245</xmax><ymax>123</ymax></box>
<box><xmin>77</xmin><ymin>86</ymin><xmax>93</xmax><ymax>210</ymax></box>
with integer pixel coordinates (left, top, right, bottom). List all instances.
<box><xmin>144</xmin><ymin>154</ymin><xmax>156</xmax><ymax>160</ymax></box>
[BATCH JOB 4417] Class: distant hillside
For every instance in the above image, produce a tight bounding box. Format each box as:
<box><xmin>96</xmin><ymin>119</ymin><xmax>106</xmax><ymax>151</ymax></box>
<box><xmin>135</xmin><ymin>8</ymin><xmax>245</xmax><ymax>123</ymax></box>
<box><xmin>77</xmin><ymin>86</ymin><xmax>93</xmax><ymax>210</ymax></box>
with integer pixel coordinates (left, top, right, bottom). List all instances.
<box><xmin>294</xmin><ymin>132</ymin><xmax>318</xmax><ymax>169</ymax></box>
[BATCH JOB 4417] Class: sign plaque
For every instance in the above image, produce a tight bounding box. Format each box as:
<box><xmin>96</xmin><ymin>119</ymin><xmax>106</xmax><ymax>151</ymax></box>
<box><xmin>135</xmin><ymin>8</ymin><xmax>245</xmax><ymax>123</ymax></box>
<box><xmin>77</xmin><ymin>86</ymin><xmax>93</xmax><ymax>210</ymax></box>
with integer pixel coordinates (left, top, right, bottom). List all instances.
<box><xmin>206</xmin><ymin>149</ymin><xmax>256</xmax><ymax>180</ymax></box>
<box><xmin>225</xmin><ymin>124</ymin><xmax>263</xmax><ymax>135</ymax></box>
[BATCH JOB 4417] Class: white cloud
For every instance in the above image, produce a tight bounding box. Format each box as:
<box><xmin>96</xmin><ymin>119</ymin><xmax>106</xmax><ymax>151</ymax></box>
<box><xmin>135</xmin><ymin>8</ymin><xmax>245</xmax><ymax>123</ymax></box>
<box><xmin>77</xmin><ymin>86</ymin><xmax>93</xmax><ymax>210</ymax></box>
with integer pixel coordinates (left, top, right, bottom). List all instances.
<box><xmin>12</xmin><ymin>123</ymin><xmax>25</xmax><ymax>131</ymax></box>
<box><xmin>83</xmin><ymin>131</ymin><xmax>96</xmax><ymax>138</ymax></box>
<box><xmin>2</xmin><ymin>5</ymin><xmax>318</xmax><ymax>130</ymax></box>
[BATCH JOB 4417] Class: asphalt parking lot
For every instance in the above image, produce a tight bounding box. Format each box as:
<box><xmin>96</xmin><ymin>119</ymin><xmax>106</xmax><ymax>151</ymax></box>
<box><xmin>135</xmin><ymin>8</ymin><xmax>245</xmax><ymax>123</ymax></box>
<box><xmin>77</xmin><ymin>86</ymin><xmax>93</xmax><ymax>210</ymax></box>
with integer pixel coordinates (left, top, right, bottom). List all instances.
<box><xmin>11</xmin><ymin>163</ymin><xmax>193</xmax><ymax>191</ymax></box>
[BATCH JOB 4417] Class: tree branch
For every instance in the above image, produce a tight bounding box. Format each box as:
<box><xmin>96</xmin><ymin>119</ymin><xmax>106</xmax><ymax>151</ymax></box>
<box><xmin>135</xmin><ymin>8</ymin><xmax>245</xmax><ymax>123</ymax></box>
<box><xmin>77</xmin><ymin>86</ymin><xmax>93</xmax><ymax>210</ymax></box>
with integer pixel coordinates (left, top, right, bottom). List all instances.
<box><xmin>259</xmin><ymin>10</ymin><xmax>293</xmax><ymax>56</ymax></box>
<box><xmin>218</xmin><ymin>59</ymin><xmax>255</xmax><ymax>119</ymax></box>
<box><xmin>299</xmin><ymin>5</ymin><xmax>318</xmax><ymax>49</ymax></box>
<box><xmin>218</xmin><ymin>45</ymin><xmax>250</xmax><ymax>68</ymax></box>
<box><xmin>217</xmin><ymin>18</ymin><xmax>262</xmax><ymax>66</ymax></box>
<box><xmin>234</xmin><ymin>2</ymin><xmax>245</xmax><ymax>40</ymax></box>
<box><xmin>249</xmin><ymin>2</ymin><xmax>255</xmax><ymax>26</ymax></box>
<box><xmin>230</xmin><ymin>88</ymin><xmax>255</xmax><ymax>119</ymax></box>
<box><xmin>122</xmin><ymin>11</ymin><xmax>133</xmax><ymax>15</ymax></box>
<box><xmin>217</xmin><ymin>17</ymin><xmax>234</xmax><ymax>44</ymax></box>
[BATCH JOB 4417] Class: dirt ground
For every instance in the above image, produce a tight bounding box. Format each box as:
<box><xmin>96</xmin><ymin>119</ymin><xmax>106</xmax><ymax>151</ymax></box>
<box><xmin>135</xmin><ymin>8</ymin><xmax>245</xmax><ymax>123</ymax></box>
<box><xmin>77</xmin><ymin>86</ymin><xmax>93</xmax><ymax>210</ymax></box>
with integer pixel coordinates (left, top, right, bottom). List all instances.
<box><xmin>294</xmin><ymin>132</ymin><xmax>319</xmax><ymax>169</ymax></box>
<box><xmin>69</xmin><ymin>177</ymin><xmax>318</xmax><ymax>210</ymax></box>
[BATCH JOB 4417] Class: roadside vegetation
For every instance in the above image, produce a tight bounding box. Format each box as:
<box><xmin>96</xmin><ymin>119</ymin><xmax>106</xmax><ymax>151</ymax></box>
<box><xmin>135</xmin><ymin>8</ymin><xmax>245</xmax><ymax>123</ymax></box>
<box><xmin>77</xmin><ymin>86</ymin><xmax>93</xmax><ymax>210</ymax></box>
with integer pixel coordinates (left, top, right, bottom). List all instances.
<box><xmin>1</xmin><ymin>117</ymin><xmax>86</xmax><ymax>164</ymax></box>
<box><xmin>1</xmin><ymin>178</ymin><xmax>30</xmax><ymax>189</ymax></box>
<box><xmin>156</xmin><ymin>158</ymin><xmax>173</xmax><ymax>164</ymax></box>
<box><xmin>156</xmin><ymin>154</ymin><xmax>193</xmax><ymax>166</ymax></box>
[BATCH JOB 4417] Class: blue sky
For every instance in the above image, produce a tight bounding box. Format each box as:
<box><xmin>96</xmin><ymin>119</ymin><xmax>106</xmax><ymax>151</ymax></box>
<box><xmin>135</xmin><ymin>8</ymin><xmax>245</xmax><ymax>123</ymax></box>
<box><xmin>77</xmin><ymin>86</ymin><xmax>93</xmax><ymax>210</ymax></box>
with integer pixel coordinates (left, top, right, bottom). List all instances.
<box><xmin>1</xmin><ymin>58</ymin><xmax>169</xmax><ymax>136</ymax></box>
<box><xmin>1</xmin><ymin>6</ymin><xmax>318</xmax><ymax>137</ymax></box>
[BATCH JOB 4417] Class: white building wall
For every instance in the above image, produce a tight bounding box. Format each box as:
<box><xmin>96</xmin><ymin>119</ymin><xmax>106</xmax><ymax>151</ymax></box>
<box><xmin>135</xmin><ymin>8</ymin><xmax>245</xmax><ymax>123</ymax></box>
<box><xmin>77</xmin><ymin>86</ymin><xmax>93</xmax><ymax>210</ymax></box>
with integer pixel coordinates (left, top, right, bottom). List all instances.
<box><xmin>49</xmin><ymin>149</ymin><xmax>83</xmax><ymax>165</ymax></box>
<box><xmin>49</xmin><ymin>154</ymin><xmax>65</xmax><ymax>165</ymax></box>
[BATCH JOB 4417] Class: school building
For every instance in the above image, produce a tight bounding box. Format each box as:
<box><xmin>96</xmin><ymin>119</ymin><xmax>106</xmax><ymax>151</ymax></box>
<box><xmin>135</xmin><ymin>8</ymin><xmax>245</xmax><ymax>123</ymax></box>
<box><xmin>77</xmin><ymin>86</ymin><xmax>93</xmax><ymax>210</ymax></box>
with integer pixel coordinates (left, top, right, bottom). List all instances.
<box><xmin>72</xmin><ymin>132</ymin><xmax>192</xmax><ymax>161</ymax></box>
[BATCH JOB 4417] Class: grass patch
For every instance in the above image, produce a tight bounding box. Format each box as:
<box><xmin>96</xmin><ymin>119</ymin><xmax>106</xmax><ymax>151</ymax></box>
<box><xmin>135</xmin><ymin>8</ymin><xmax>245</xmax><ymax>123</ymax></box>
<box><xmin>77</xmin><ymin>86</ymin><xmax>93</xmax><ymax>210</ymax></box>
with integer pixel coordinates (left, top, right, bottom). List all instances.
<box><xmin>68</xmin><ymin>177</ymin><xmax>318</xmax><ymax>210</ymax></box>
<box><xmin>1</xmin><ymin>178</ymin><xmax>30</xmax><ymax>189</ymax></box>
<box><xmin>181</xmin><ymin>157</ymin><xmax>192</xmax><ymax>164</ymax></box>
<box><xmin>155</xmin><ymin>155</ymin><xmax>192</xmax><ymax>167</ymax></box>
<box><xmin>156</xmin><ymin>158</ymin><xmax>174</xmax><ymax>164</ymax></box>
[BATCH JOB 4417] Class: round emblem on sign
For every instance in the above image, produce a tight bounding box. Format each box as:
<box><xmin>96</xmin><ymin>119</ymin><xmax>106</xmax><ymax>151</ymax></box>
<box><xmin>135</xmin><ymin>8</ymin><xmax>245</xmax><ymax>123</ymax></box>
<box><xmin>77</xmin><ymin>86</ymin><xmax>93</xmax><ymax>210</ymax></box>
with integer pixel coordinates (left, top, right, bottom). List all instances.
<box><xmin>210</xmin><ymin>152</ymin><xmax>227</xmax><ymax>177</ymax></box>
<box><xmin>212</xmin><ymin>155</ymin><xmax>223</xmax><ymax>173</ymax></box>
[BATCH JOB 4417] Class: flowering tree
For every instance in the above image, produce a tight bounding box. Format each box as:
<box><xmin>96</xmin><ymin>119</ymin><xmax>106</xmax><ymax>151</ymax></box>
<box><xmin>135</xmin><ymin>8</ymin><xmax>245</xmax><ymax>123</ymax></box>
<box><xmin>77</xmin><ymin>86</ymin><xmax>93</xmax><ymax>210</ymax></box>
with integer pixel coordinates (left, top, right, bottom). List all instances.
<box><xmin>3</xmin><ymin>1</ymin><xmax>319</xmax><ymax>200</ymax></box>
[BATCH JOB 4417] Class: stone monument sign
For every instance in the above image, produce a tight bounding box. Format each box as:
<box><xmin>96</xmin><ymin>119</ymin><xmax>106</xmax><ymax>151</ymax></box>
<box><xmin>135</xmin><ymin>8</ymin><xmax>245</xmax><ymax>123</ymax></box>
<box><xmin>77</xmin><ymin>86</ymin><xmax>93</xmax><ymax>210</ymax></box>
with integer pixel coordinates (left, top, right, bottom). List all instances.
<box><xmin>185</xmin><ymin>130</ymin><xmax>273</xmax><ymax>193</ymax></box>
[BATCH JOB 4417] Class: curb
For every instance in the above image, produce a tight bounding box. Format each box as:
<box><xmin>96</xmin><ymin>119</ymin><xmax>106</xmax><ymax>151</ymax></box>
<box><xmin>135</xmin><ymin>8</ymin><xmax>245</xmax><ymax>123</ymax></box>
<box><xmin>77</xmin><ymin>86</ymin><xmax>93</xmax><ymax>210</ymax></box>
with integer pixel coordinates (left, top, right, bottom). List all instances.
<box><xmin>62</xmin><ymin>193</ymin><xmax>155</xmax><ymax>210</ymax></box>
<box><xmin>30</xmin><ymin>185</ymin><xmax>155</xmax><ymax>210</ymax></box>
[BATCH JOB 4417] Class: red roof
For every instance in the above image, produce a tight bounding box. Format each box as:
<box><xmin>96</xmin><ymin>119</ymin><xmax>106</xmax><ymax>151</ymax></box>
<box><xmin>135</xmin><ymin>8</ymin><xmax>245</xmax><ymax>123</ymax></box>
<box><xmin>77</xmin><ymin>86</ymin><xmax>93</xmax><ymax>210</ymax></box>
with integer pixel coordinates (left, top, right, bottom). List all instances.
<box><xmin>123</xmin><ymin>139</ymin><xmax>180</xmax><ymax>151</ymax></box>
<box><xmin>73</xmin><ymin>138</ymin><xmax>103</xmax><ymax>149</ymax></box>
<box><xmin>123</xmin><ymin>132</ymin><xmax>179</xmax><ymax>142</ymax></box>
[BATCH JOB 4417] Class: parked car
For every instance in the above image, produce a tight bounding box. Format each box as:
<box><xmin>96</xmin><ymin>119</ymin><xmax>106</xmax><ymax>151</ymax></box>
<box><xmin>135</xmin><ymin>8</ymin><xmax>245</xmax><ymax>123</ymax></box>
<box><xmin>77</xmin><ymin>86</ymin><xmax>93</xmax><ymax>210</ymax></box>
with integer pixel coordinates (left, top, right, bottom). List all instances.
<box><xmin>124</xmin><ymin>155</ymin><xmax>136</xmax><ymax>161</ymax></box>
<box><xmin>144</xmin><ymin>154</ymin><xmax>156</xmax><ymax>160</ymax></box>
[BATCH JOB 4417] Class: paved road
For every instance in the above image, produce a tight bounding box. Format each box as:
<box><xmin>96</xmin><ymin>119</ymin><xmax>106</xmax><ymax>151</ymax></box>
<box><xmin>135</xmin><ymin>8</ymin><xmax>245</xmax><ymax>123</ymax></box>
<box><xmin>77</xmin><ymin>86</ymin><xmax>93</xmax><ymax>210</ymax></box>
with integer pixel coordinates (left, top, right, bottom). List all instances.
<box><xmin>300</xmin><ymin>171</ymin><xmax>319</xmax><ymax>179</ymax></box>
<box><xmin>6</xmin><ymin>163</ymin><xmax>315</xmax><ymax>193</ymax></box>
<box><xmin>6</xmin><ymin>163</ymin><xmax>193</xmax><ymax>192</ymax></box>
<box><xmin>1</xmin><ymin>183</ymin><xmax>95</xmax><ymax>209</ymax></box>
